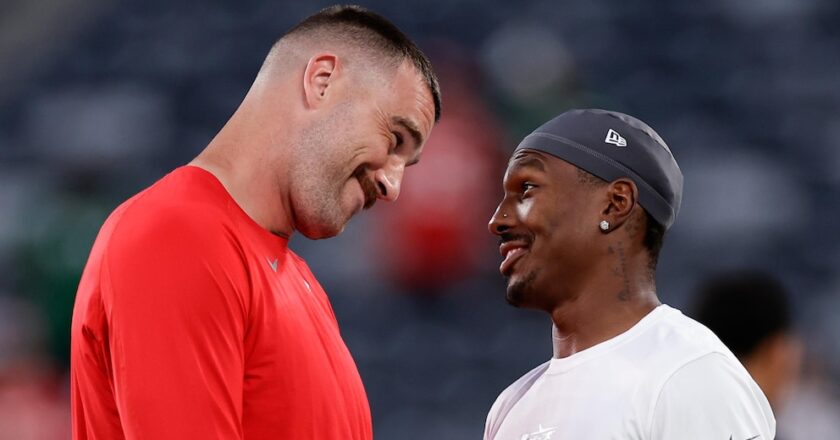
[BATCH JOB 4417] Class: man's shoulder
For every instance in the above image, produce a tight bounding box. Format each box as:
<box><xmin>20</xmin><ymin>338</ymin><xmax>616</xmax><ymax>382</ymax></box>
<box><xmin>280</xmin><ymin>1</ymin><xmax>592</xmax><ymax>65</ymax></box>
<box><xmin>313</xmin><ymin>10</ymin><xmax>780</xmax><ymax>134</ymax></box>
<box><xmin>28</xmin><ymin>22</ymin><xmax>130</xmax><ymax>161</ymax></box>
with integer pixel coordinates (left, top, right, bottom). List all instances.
<box><xmin>650</xmin><ymin>352</ymin><xmax>776</xmax><ymax>439</ymax></box>
<box><xmin>627</xmin><ymin>306</ymin><xmax>756</xmax><ymax>399</ymax></box>
<box><xmin>101</xmin><ymin>167</ymin><xmax>236</xmax><ymax>255</ymax></box>
<box><xmin>638</xmin><ymin>305</ymin><xmax>735</xmax><ymax>364</ymax></box>
<box><xmin>607</xmin><ymin>305</ymin><xmax>742</xmax><ymax>399</ymax></box>
<box><xmin>652</xmin><ymin>310</ymin><xmax>759</xmax><ymax>401</ymax></box>
<box><xmin>623</xmin><ymin>307</ymin><xmax>774</xmax><ymax>438</ymax></box>
<box><xmin>120</xmin><ymin>166</ymin><xmax>226</xmax><ymax>216</ymax></box>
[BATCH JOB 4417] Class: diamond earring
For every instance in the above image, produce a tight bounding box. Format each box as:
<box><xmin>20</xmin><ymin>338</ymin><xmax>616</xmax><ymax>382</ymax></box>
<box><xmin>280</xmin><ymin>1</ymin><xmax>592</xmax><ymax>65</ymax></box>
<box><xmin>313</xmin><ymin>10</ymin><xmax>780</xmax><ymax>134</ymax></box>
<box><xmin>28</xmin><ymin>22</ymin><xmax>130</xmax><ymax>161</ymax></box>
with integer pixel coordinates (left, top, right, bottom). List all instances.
<box><xmin>599</xmin><ymin>220</ymin><xmax>610</xmax><ymax>231</ymax></box>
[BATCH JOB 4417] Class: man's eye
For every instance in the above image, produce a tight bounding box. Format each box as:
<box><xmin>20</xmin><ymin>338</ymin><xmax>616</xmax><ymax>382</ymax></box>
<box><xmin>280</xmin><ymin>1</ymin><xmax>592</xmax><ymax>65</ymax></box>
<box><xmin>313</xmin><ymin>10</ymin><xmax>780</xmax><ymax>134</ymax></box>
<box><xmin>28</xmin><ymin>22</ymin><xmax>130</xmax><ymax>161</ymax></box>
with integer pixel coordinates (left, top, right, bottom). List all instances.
<box><xmin>393</xmin><ymin>132</ymin><xmax>403</xmax><ymax>147</ymax></box>
<box><xmin>522</xmin><ymin>183</ymin><xmax>536</xmax><ymax>193</ymax></box>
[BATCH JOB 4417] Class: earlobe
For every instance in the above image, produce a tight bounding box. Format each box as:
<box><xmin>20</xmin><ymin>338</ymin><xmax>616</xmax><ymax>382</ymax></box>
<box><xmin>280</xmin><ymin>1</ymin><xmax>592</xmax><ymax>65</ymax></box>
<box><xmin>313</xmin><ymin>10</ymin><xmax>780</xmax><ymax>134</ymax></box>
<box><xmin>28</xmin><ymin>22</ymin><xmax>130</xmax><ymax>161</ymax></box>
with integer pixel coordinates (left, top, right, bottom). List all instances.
<box><xmin>601</xmin><ymin>179</ymin><xmax>638</xmax><ymax>230</ymax></box>
<box><xmin>599</xmin><ymin>220</ymin><xmax>610</xmax><ymax>232</ymax></box>
<box><xmin>302</xmin><ymin>53</ymin><xmax>339</xmax><ymax>108</ymax></box>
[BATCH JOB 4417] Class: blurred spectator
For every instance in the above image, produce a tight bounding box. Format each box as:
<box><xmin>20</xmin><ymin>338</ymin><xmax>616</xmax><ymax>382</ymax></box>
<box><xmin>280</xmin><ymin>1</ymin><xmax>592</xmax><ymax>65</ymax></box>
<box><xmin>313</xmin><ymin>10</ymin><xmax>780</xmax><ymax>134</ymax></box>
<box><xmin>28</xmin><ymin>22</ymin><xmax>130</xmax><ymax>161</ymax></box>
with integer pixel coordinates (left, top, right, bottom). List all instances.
<box><xmin>692</xmin><ymin>270</ymin><xmax>802</xmax><ymax>410</ymax></box>
<box><xmin>0</xmin><ymin>296</ymin><xmax>69</xmax><ymax>439</ymax></box>
<box><xmin>775</xmin><ymin>366</ymin><xmax>840</xmax><ymax>440</ymax></box>
<box><xmin>692</xmin><ymin>270</ymin><xmax>840</xmax><ymax>439</ymax></box>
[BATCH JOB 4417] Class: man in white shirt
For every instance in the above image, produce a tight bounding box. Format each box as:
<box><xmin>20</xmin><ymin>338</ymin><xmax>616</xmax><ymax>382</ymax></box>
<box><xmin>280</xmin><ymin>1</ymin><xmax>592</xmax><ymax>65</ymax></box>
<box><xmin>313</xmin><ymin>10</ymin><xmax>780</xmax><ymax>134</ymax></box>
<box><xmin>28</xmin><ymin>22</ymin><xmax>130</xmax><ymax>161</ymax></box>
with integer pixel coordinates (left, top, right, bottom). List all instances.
<box><xmin>485</xmin><ymin>109</ymin><xmax>775</xmax><ymax>440</ymax></box>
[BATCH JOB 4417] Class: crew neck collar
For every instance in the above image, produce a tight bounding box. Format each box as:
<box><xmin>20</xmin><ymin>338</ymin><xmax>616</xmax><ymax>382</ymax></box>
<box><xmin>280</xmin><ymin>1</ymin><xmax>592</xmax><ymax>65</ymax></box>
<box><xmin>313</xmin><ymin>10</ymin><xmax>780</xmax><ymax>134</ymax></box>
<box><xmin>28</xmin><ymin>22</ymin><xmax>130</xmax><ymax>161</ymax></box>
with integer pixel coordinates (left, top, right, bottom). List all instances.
<box><xmin>546</xmin><ymin>304</ymin><xmax>674</xmax><ymax>375</ymax></box>
<box><xmin>180</xmin><ymin>165</ymin><xmax>290</xmax><ymax>248</ymax></box>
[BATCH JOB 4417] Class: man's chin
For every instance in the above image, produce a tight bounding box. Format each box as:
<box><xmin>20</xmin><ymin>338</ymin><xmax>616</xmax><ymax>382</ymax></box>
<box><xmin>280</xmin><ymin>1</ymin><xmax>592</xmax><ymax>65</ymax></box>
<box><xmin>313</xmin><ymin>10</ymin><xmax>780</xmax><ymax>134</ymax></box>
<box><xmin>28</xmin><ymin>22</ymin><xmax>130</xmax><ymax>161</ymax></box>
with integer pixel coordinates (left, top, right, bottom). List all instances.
<box><xmin>504</xmin><ymin>270</ymin><xmax>539</xmax><ymax>307</ymax></box>
<box><xmin>505</xmin><ymin>286</ymin><xmax>527</xmax><ymax>307</ymax></box>
<box><xmin>297</xmin><ymin>216</ymin><xmax>347</xmax><ymax>240</ymax></box>
<box><xmin>303</xmin><ymin>229</ymin><xmax>345</xmax><ymax>240</ymax></box>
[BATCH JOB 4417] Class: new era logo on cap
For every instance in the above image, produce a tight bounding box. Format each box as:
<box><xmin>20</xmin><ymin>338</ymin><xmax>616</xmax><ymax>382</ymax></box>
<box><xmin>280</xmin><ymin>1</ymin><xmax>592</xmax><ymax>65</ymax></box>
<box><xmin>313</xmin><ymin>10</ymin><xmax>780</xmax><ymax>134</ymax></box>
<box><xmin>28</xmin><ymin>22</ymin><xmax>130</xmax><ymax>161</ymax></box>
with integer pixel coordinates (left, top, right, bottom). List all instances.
<box><xmin>605</xmin><ymin>129</ymin><xmax>627</xmax><ymax>147</ymax></box>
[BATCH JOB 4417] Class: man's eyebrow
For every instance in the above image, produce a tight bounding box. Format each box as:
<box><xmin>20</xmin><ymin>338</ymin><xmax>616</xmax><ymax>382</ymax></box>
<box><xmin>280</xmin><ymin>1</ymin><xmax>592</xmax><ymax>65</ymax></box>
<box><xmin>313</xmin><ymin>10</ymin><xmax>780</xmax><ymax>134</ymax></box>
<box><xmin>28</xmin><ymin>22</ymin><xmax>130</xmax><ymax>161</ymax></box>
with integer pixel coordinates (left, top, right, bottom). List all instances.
<box><xmin>391</xmin><ymin>116</ymin><xmax>424</xmax><ymax>148</ymax></box>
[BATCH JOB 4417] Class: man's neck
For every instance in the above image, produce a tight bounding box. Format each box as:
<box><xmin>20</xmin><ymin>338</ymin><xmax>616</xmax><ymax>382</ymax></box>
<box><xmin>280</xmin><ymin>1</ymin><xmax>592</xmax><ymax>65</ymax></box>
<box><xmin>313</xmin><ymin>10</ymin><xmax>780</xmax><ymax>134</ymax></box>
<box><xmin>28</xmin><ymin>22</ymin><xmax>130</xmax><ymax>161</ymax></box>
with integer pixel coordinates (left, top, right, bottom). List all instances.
<box><xmin>190</xmin><ymin>108</ymin><xmax>296</xmax><ymax>238</ymax></box>
<box><xmin>550</xmin><ymin>246</ymin><xmax>660</xmax><ymax>358</ymax></box>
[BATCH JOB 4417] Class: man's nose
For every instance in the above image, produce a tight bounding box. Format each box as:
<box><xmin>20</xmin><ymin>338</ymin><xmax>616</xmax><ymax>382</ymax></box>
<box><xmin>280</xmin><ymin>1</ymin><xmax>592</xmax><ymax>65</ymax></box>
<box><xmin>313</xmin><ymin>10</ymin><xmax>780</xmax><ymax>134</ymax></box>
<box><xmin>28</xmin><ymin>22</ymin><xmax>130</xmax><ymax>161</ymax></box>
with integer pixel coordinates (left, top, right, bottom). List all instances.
<box><xmin>373</xmin><ymin>160</ymin><xmax>405</xmax><ymax>202</ymax></box>
<box><xmin>488</xmin><ymin>203</ymin><xmax>512</xmax><ymax>235</ymax></box>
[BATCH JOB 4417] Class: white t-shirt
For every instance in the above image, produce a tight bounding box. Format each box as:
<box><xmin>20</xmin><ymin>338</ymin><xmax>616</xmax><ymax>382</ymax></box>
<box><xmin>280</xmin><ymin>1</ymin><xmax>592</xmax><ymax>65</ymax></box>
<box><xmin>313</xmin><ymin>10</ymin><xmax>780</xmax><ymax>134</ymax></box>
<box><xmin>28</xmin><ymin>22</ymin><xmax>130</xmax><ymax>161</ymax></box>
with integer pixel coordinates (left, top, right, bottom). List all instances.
<box><xmin>484</xmin><ymin>305</ymin><xmax>775</xmax><ymax>440</ymax></box>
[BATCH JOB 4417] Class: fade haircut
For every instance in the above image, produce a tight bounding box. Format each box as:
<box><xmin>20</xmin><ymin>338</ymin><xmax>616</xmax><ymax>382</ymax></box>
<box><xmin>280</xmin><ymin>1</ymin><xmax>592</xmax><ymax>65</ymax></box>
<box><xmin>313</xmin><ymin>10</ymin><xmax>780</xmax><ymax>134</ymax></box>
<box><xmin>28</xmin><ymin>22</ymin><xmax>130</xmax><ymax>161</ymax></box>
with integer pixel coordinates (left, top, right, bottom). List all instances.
<box><xmin>576</xmin><ymin>168</ymin><xmax>666</xmax><ymax>272</ymax></box>
<box><xmin>274</xmin><ymin>5</ymin><xmax>441</xmax><ymax>121</ymax></box>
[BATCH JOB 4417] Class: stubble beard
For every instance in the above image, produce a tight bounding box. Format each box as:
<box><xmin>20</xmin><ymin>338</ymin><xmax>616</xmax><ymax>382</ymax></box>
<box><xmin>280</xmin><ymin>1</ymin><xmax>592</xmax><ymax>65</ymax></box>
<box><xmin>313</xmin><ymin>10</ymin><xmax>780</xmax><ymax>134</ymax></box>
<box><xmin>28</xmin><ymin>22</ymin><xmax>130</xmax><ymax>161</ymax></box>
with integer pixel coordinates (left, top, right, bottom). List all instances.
<box><xmin>291</xmin><ymin>168</ymin><xmax>346</xmax><ymax>239</ymax></box>
<box><xmin>289</xmin><ymin>127</ymin><xmax>349</xmax><ymax>239</ymax></box>
<box><xmin>288</xmin><ymin>103</ymin><xmax>378</xmax><ymax>239</ymax></box>
<box><xmin>506</xmin><ymin>269</ymin><xmax>539</xmax><ymax>307</ymax></box>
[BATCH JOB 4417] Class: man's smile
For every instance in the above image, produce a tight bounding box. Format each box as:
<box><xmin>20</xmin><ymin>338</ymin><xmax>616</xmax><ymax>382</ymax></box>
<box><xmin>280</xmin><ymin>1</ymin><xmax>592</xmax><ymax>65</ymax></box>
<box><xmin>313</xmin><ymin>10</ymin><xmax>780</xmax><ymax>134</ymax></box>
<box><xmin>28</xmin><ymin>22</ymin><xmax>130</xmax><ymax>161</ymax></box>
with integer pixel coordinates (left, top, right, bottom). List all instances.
<box><xmin>499</xmin><ymin>241</ymin><xmax>529</xmax><ymax>276</ymax></box>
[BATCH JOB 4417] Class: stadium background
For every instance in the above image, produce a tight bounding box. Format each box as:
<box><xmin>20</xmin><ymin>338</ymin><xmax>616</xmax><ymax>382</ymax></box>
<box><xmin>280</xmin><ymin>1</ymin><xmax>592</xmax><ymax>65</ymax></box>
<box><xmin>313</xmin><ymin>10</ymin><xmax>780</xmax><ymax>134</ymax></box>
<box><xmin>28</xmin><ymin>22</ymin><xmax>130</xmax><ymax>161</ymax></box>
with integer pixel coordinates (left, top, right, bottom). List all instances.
<box><xmin>1</xmin><ymin>0</ymin><xmax>839</xmax><ymax>438</ymax></box>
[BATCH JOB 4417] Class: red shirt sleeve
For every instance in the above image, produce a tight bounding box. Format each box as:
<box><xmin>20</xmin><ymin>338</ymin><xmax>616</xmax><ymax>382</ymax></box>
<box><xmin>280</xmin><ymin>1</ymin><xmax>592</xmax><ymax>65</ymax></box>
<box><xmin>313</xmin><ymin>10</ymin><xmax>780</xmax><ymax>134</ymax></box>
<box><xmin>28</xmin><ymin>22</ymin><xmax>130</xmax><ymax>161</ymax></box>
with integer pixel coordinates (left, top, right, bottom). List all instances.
<box><xmin>102</xmin><ymin>203</ymin><xmax>249</xmax><ymax>439</ymax></box>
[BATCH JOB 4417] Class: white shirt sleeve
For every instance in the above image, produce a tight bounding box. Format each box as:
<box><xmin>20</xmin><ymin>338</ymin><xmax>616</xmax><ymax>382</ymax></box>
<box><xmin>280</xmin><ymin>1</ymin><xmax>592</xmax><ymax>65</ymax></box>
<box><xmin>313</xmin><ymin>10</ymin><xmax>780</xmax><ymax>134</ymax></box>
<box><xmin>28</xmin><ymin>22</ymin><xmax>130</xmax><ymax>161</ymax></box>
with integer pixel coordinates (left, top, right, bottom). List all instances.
<box><xmin>484</xmin><ymin>394</ymin><xmax>502</xmax><ymax>440</ymax></box>
<box><xmin>650</xmin><ymin>352</ymin><xmax>776</xmax><ymax>440</ymax></box>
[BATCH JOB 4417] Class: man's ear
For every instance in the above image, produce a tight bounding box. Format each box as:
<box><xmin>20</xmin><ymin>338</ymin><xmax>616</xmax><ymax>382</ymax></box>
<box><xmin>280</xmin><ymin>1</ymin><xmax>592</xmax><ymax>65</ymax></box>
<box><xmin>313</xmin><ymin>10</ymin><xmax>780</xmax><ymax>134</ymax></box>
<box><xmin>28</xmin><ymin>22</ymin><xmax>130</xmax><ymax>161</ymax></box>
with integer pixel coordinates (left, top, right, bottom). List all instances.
<box><xmin>302</xmin><ymin>53</ymin><xmax>339</xmax><ymax>109</ymax></box>
<box><xmin>600</xmin><ymin>178</ymin><xmax>639</xmax><ymax>231</ymax></box>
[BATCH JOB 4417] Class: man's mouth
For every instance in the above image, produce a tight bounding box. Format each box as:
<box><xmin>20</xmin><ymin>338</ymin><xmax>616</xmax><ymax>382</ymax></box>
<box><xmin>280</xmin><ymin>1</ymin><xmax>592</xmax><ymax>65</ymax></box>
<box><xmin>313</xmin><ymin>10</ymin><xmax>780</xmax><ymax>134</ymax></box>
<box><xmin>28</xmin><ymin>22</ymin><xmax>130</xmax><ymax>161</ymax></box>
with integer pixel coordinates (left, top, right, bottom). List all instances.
<box><xmin>352</xmin><ymin>166</ymin><xmax>379</xmax><ymax>210</ymax></box>
<box><xmin>499</xmin><ymin>240</ymin><xmax>530</xmax><ymax>276</ymax></box>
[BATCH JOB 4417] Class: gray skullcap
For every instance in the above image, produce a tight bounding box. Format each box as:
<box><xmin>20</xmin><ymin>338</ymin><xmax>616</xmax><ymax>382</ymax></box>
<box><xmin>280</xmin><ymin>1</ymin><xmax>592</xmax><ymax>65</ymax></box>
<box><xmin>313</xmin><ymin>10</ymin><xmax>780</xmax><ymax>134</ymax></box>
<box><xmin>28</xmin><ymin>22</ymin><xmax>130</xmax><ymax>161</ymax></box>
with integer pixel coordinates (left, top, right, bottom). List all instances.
<box><xmin>515</xmin><ymin>108</ymin><xmax>683</xmax><ymax>229</ymax></box>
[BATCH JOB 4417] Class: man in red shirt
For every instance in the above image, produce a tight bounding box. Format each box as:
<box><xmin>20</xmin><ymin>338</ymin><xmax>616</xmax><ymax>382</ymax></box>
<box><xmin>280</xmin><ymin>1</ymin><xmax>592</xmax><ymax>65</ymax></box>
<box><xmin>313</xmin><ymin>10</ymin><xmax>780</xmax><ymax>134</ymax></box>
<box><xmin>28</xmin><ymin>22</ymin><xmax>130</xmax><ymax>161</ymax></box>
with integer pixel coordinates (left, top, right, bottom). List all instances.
<box><xmin>70</xmin><ymin>5</ymin><xmax>440</xmax><ymax>439</ymax></box>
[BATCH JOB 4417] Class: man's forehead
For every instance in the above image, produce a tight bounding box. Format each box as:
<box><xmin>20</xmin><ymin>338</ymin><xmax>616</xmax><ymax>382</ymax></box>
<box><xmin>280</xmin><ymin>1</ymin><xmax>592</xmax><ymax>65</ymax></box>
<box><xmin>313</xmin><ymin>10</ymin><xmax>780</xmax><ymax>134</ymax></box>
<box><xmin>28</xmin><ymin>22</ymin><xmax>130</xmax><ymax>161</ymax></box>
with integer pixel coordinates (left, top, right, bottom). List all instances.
<box><xmin>507</xmin><ymin>150</ymin><xmax>550</xmax><ymax>172</ymax></box>
<box><xmin>506</xmin><ymin>149</ymin><xmax>583</xmax><ymax>182</ymax></box>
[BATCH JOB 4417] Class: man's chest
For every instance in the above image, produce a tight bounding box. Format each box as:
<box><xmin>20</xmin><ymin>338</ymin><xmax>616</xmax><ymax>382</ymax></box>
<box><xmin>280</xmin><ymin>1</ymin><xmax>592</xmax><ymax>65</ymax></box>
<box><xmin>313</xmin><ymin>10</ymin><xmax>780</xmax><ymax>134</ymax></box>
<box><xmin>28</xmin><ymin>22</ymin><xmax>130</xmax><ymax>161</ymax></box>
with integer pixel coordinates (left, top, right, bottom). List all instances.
<box><xmin>245</xmin><ymin>252</ymin><xmax>355</xmax><ymax>382</ymax></box>
<box><xmin>495</xmin><ymin>373</ymin><xmax>647</xmax><ymax>440</ymax></box>
<box><xmin>238</xmin><ymin>251</ymin><xmax>370</xmax><ymax>435</ymax></box>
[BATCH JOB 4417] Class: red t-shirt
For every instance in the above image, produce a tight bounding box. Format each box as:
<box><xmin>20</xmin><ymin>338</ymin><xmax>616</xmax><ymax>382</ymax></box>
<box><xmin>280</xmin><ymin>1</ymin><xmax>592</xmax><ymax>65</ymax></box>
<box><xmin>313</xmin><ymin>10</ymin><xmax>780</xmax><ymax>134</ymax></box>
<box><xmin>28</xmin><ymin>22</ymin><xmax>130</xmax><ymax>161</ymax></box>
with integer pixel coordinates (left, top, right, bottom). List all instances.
<box><xmin>70</xmin><ymin>166</ymin><xmax>372</xmax><ymax>439</ymax></box>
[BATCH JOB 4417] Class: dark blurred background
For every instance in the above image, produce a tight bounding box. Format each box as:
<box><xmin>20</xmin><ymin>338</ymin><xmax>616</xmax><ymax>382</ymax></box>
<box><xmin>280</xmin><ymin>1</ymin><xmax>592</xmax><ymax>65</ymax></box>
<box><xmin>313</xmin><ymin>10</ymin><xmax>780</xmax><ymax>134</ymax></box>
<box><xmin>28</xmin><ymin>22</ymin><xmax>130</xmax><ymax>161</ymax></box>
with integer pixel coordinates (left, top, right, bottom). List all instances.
<box><xmin>1</xmin><ymin>0</ymin><xmax>839</xmax><ymax>438</ymax></box>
